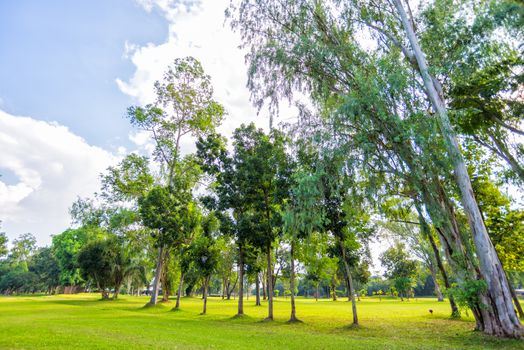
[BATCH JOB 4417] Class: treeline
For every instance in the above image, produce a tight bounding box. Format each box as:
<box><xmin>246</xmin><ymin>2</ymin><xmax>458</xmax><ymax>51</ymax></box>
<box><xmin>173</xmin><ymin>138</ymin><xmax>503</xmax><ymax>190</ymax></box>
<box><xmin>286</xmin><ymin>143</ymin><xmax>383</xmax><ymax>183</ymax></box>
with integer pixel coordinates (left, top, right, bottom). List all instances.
<box><xmin>1</xmin><ymin>0</ymin><xmax>523</xmax><ymax>340</ymax></box>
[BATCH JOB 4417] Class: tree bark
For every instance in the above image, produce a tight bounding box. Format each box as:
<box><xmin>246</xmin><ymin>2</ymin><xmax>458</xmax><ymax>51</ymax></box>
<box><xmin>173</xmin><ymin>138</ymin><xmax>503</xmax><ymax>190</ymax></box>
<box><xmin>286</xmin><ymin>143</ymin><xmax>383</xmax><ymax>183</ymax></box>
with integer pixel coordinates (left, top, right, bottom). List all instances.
<box><xmin>428</xmin><ymin>261</ymin><xmax>444</xmax><ymax>302</ymax></box>
<box><xmin>262</xmin><ymin>272</ymin><xmax>267</xmax><ymax>300</ymax></box>
<box><xmin>149</xmin><ymin>245</ymin><xmax>164</xmax><ymax>305</ymax></box>
<box><xmin>289</xmin><ymin>240</ymin><xmax>299</xmax><ymax>322</ymax></box>
<box><xmin>255</xmin><ymin>273</ymin><xmax>261</xmax><ymax>306</ymax></box>
<box><xmin>393</xmin><ymin>0</ymin><xmax>523</xmax><ymax>337</ymax></box>
<box><xmin>202</xmin><ymin>276</ymin><xmax>209</xmax><ymax>315</ymax></box>
<box><xmin>266</xmin><ymin>244</ymin><xmax>274</xmax><ymax>320</ymax></box>
<box><xmin>174</xmin><ymin>273</ymin><xmax>184</xmax><ymax>310</ymax></box>
<box><xmin>237</xmin><ymin>244</ymin><xmax>245</xmax><ymax>316</ymax></box>
<box><xmin>339</xmin><ymin>239</ymin><xmax>358</xmax><ymax>325</ymax></box>
<box><xmin>507</xmin><ymin>272</ymin><xmax>524</xmax><ymax>319</ymax></box>
<box><xmin>416</xmin><ymin>206</ymin><xmax>460</xmax><ymax>316</ymax></box>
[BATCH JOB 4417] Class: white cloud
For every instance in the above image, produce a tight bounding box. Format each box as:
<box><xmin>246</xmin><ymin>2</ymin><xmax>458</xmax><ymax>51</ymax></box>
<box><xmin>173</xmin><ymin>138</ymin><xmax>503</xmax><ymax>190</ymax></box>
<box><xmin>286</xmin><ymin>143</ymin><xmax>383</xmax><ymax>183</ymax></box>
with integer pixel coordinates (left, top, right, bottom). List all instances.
<box><xmin>0</xmin><ymin>110</ymin><xmax>117</xmax><ymax>245</ymax></box>
<box><xmin>120</xmin><ymin>0</ymin><xmax>280</xmax><ymax>149</ymax></box>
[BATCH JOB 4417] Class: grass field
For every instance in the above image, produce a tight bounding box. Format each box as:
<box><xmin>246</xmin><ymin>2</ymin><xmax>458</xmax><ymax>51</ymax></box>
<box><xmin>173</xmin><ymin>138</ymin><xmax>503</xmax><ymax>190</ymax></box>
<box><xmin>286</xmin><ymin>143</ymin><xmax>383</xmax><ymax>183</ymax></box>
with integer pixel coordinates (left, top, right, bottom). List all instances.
<box><xmin>0</xmin><ymin>294</ymin><xmax>523</xmax><ymax>349</ymax></box>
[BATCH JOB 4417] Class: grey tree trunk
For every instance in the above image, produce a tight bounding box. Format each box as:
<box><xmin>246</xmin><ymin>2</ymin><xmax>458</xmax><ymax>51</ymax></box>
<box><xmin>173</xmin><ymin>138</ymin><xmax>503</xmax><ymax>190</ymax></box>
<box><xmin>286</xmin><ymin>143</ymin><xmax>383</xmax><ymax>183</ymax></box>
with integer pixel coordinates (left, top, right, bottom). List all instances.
<box><xmin>255</xmin><ymin>273</ymin><xmax>261</xmax><ymax>306</ymax></box>
<box><xmin>428</xmin><ymin>261</ymin><xmax>444</xmax><ymax>302</ymax></box>
<box><xmin>237</xmin><ymin>244</ymin><xmax>244</xmax><ymax>316</ymax></box>
<box><xmin>289</xmin><ymin>240</ymin><xmax>298</xmax><ymax>322</ymax></box>
<box><xmin>393</xmin><ymin>0</ymin><xmax>523</xmax><ymax>338</ymax></box>
<box><xmin>266</xmin><ymin>244</ymin><xmax>274</xmax><ymax>320</ymax></box>
<box><xmin>339</xmin><ymin>239</ymin><xmax>358</xmax><ymax>325</ymax></box>
<box><xmin>174</xmin><ymin>273</ymin><xmax>184</xmax><ymax>310</ymax></box>
<box><xmin>149</xmin><ymin>246</ymin><xmax>164</xmax><ymax>305</ymax></box>
<box><xmin>202</xmin><ymin>276</ymin><xmax>209</xmax><ymax>315</ymax></box>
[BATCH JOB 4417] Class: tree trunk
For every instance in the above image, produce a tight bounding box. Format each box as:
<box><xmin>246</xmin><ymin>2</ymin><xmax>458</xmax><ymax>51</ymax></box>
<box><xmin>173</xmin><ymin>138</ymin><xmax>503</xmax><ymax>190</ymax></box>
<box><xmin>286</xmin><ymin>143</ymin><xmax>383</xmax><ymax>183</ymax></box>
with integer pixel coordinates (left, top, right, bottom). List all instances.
<box><xmin>266</xmin><ymin>244</ymin><xmax>274</xmax><ymax>320</ymax></box>
<box><xmin>149</xmin><ymin>245</ymin><xmax>164</xmax><ymax>305</ymax></box>
<box><xmin>507</xmin><ymin>273</ymin><xmax>524</xmax><ymax>319</ymax></box>
<box><xmin>202</xmin><ymin>276</ymin><xmax>209</xmax><ymax>315</ymax></box>
<box><xmin>237</xmin><ymin>244</ymin><xmax>245</xmax><ymax>316</ymax></box>
<box><xmin>262</xmin><ymin>272</ymin><xmax>267</xmax><ymax>300</ymax></box>
<box><xmin>174</xmin><ymin>273</ymin><xmax>184</xmax><ymax>310</ymax></box>
<box><xmin>255</xmin><ymin>273</ymin><xmax>261</xmax><ymax>306</ymax></box>
<box><xmin>394</xmin><ymin>0</ymin><xmax>523</xmax><ymax>337</ymax></box>
<box><xmin>289</xmin><ymin>240</ymin><xmax>299</xmax><ymax>322</ymax></box>
<box><xmin>316</xmin><ymin>283</ymin><xmax>319</xmax><ymax>301</ymax></box>
<box><xmin>339</xmin><ymin>239</ymin><xmax>358</xmax><ymax>325</ymax></box>
<box><xmin>429</xmin><ymin>261</ymin><xmax>444</xmax><ymax>302</ymax></box>
<box><xmin>417</xmin><ymin>206</ymin><xmax>460</xmax><ymax>317</ymax></box>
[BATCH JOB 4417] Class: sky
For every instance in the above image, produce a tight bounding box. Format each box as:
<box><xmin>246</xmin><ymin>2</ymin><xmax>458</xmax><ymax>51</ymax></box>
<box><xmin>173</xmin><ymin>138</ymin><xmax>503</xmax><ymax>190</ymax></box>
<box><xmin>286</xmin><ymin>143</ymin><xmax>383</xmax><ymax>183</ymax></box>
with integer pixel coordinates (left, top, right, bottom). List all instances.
<box><xmin>0</xmin><ymin>0</ymin><xmax>269</xmax><ymax>244</ymax></box>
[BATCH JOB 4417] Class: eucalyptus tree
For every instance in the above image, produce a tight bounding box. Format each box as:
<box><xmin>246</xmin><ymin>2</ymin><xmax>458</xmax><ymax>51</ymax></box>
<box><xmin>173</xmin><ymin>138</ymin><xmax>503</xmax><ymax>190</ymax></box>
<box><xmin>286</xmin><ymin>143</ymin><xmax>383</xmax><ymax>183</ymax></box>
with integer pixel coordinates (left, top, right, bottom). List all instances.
<box><xmin>229</xmin><ymin>0</ymin><xmax>523</xmax><ymax>337</ymax></box>
<box><xmin>127</xmin><ymin>57</ymin><xmax>224</xmax><ymax>305</ymax></box>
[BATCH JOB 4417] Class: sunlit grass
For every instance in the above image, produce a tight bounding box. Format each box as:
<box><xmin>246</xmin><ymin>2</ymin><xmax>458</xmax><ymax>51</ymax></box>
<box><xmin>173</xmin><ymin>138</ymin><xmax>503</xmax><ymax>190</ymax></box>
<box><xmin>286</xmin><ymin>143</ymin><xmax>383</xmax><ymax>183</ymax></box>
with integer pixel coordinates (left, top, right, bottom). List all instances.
<box><xmin>0</xmin><ymin>293</ymin><xmax>522</xmax><ymax>349</ymax></box>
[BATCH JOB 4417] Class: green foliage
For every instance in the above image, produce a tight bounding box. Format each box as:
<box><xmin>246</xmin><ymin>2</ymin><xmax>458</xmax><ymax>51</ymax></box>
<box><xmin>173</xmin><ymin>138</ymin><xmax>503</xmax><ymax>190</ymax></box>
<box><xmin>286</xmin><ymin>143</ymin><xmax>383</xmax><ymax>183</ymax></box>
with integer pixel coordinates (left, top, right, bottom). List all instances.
<box><xmin>380</xmin><ymin>242</ymin><xmax>417</xmax><ymax>298</ymax></box>
<box><xmin>52</xmin><ymin>228</ymin><xmax>95</xmax><ymax>286</ymax></box>
<box><xmin>449</xmin><ymin>279</ymin><xmax>488</xmax><ymax>312</ymax></box>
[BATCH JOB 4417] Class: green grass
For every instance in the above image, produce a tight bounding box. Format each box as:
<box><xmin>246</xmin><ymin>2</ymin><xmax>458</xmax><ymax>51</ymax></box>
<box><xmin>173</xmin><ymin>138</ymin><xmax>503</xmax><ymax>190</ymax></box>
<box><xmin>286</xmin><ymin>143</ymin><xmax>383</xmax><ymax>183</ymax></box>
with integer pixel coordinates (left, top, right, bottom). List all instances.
<box><xmin>0</xmin><ymin>294</ymin><xmax>522</xmax><ymax>349</ymax></box>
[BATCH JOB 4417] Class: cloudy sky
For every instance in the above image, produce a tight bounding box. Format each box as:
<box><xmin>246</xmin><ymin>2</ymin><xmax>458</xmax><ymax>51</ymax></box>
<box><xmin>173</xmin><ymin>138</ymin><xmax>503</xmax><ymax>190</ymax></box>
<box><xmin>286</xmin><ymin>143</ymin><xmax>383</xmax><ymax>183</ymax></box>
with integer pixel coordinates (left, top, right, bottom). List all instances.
<box><xmin>0</xmin><ymin>0</ymin><xmax>272</xmax><ymax>246</ymax></box>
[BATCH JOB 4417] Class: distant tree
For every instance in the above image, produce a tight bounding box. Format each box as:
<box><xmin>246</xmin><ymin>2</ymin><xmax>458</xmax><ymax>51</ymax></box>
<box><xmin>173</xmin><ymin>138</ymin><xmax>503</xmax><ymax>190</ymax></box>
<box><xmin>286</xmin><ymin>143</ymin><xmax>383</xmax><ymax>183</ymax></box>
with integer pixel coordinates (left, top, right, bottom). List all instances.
<box><xmin>77</xmin><ymin>239</ymin><xmax>114</xmax><ymax>299</ymax></box>
<box><xmin>9</xmin><ymin>233</ymin><xmax>37</xmax><ymax>270</ymax></box>
<box><xmin>52</xmin><ymin>228</ymin><xmax>95</xmax><ymax>288</ymax></box>
<box><xmin>380</xmin><ymin>242</ymin><xmax>417</xmax><ymax>301</ymax></box>
<box><xmin>0</xmin><ymin>230</ymin><xmax>7</xmax><ymax>259</ymax></box>
<box><xmin>29</xmin><ymin>247</ymin><xmax>60</xmax><ymax>294</ymax></box>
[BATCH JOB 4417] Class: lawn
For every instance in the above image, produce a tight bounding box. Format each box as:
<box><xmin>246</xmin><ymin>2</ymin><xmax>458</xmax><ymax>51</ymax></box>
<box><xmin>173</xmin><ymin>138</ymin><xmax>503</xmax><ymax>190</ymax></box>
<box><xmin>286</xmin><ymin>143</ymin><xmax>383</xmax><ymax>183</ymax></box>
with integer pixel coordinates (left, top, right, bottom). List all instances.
<box><xmin>0</xmin><ymin>294</ymin><xmax>522</xmax><ymax>349</ymax></box>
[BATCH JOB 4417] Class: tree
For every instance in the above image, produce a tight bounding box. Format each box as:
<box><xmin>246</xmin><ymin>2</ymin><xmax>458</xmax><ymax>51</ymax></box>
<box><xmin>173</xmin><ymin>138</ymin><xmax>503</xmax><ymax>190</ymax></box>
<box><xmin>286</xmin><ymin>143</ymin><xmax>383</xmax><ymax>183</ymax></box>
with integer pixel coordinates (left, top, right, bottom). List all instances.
<box><xmin>29</xmin><ymin>247</ymin><xmax>60</xmax><ymax>294</ymax></box>
<box><xmin>0</xmin><ymin>223</ymin><xmax>7</xmax><ymax>259</ymax></box>
<box><xmin>127</xmin><ymin>57</ymin><xmax>224</xmax><ymax>306</ymax></box>
<box><xmin>380</xmin><ymin>242</ymin><xmax>418</xmax><ymax>301</ymax></box>
<box><xmin>9</xmin><ymin>233</ymin><xmax>36</xmax><ymax>270</ymax></box>
<box><xmin>52</xmin><ymin>228</ymin><xmax>96</xmax><ymax>289</ymax></box>
<box><xmin>189</xmin><ymin>213</ymin><xmax>220</xmax><ymax>314</ymax></box>
<box><xmin>77</xmin><ymin>239</ymin><xmax>115</xmax><ymax>299</ymax></box>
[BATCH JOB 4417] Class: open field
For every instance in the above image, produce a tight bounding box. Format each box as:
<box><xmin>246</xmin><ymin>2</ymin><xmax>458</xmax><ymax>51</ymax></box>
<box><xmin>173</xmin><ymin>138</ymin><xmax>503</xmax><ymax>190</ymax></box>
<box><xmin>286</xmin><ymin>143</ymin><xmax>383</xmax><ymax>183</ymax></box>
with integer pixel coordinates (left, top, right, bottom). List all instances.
<box><xmin>0</xmin><ymin>294</ymin><xmax>523</xmax><ymax>350</ymax></box>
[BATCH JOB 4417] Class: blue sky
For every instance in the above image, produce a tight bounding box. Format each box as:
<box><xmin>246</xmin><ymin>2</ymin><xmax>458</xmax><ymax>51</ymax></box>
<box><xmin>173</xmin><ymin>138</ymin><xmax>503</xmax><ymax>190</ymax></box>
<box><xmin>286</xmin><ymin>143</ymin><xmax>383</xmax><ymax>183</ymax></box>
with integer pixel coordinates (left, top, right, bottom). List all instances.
<box><xmin>0</xmin><ymin>0</ymin><xmax>167</xmax><ymax>150</ymax></box>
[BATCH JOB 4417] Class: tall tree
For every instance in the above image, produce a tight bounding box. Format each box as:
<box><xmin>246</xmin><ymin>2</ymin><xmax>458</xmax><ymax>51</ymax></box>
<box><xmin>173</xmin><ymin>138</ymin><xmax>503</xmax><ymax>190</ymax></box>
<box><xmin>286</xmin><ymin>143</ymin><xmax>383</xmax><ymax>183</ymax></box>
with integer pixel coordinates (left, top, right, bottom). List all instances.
<box><xmin>127</xmin><ymin>57</ymin><xmax>224</xmax><ymax>306</ymax></box>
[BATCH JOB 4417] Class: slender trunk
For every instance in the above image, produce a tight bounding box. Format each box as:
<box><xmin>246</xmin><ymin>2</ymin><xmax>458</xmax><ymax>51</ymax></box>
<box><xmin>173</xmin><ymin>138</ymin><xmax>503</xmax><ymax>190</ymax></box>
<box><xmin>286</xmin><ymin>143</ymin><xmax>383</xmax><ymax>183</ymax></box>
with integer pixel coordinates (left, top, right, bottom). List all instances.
<box><xmin>202</xmin><ymin>276</ymin><xmax>209</xmax><ymax>315</ymax></box>
<box><xmin>289</xmin><ymin>240</ymin><xmax>298</xmax><ymax>322</ymax></box>
<box><xmin>507</xmin><ymin>273</ymin><xmax>524</xmax><ymax>319</ymax></box>
<box><xmin>237</xmin><ymin>244</ymin><xmax>244</xmax><ymax>316</ymax></box>
<box><xmin>418</xmin><ymin>208</ymin><xmax>460</xmax><ymax>317</ymax></box>
<box><xmin>486</xmin><ymin>131</ymin><xmax>524</xmax><ymax>183</ymax></box>
<box><xmin>161</xmin><ymin>250</ymin><xmax>171</xmax><ymax>302</ymax></box>
<box><xmin>266</xmin><ymin>244</ymin><xmax>273</xmax><ymax>320</ymax></box>
<box><xmin>262</xmin><ymin>272</ymin><xmax>267</xmax><ymax>300</ymax></box>
<box><xmin>339</xmin><ymin>239</ymin><xmax>358</xmax><ymax>325</ymax></box>
<box><xmin>394</xmin><ymin>0</ymin><xmax>523</xmax><ymax>337</ymax></box>
<box><xmin>149</xmin><ymin>246</ymin><xmax>164</xmax><ymax>305</ymax></box>
<box><xmin>174</xmin><ymin>273</ymin><xmax>184</xmax><ymax>310</ymax></box>
<box><xmin>255</xmin><ymin>273</ymin><xmax>261</xmax><ymax>306</ymax></box>
<box><xmin>429</xmin><ymin>261</ymin><xmax>444</xmax><ymax>302</ymax></box>
<box><xmin>315</xmin><ymin>283</ymin><xmax>319</xmax><ymax>301</ymax></box>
